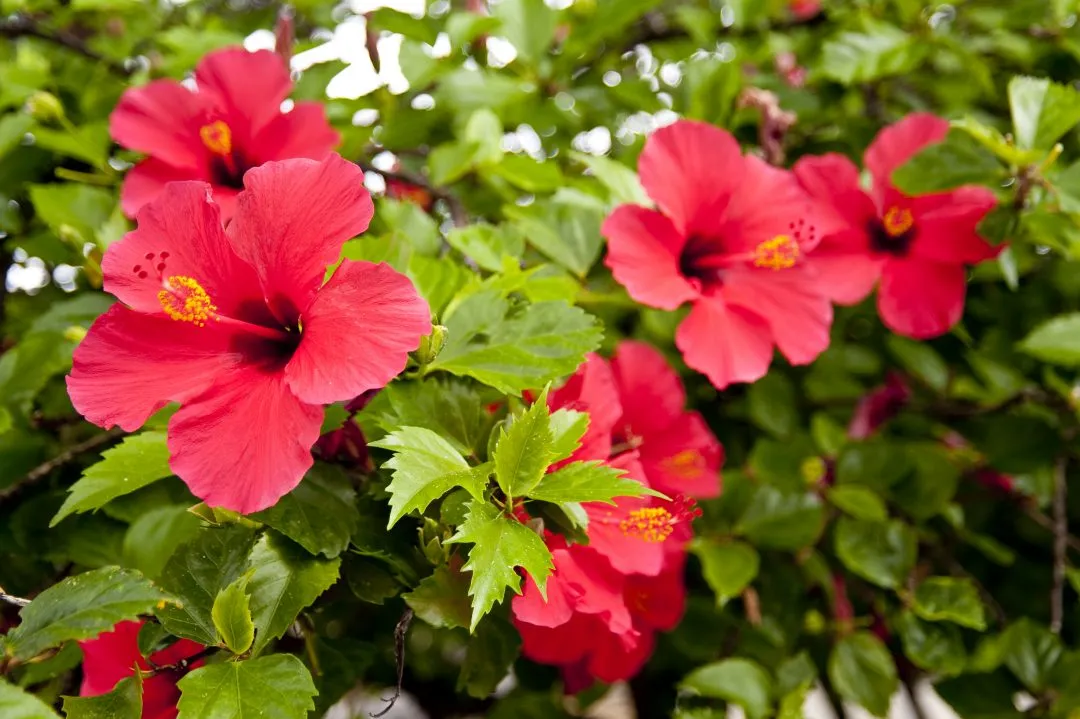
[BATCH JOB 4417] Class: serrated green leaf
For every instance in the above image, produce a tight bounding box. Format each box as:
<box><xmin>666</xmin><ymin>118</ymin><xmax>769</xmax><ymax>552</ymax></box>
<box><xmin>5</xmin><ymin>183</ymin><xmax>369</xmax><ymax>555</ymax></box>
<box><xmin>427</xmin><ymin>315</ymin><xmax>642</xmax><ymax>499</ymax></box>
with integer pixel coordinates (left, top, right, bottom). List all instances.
<box><xmin>913</xmin><ymin>576</ymin><xmax>987</xmax><ymax>630</ymax></box>
<box><xmin>156</xmin><ymin>525</ymin><xmax>258</xmax><ymax>646</ymax></box>
<box><xmin>176</xmin><ymin>654</ymin><xmax>316</xmax><ymax>719</ymax></box>
<box><xmin>246</xmin><ymin>532</ymin><xmax>341</xmax><ymax>656</ymax></box>
<box><xmin>367</xmin><ymin>377</ymin><xmax>488</xmax><ymax>456</ymax></box>
<box><xmin>0</xmin><ymin>678</ymin><xmax>62</xmax><ymax>718</ymax></box>
<box><xmin>5</xmin><ymin>567</ymin><xmax>170</xmax><ymax>661</ymax></box>
<box><xmin>821</xmin><ymin>21</ymin><xmax>922</xmax><ymax>85</ymax></box>
<box><xmin>61</xmin><ymin>676</ymin><xmax>141</xmax><ymax>719</ymax></box>
<box><xmin>681</xmin><ymin>659</ymin><xmax>773</xmax><ymax>719</ymax></box>
<box><xmin>372</xmin><ymin>427</ymin><xmax>490</xmax><ymax>528</ymax></box>
<box><xmin>211</xmin><ymin>575</ymin><xmax>254</xmax><ymax>655</ymax></box>
<box><xmin>892</xmin><ymin>129</ymin><xmax>1002</xmax><ymax>193</ymax></box>
<box><xmin>447</xmin><ymin>223</ymin><xmax>524</xmax><ymax>273</ymax></box>
<box><xmin>494</xmin><ymin>390</ymin><xmax>553</xmax><ymax>500</ymax></box>
<box><xmin>1009</xmin><ymin>75</ymin><xmax>1080</xmax><ymax>150</ymax></box>
<box><xmin>1019</xmin><ymin>313</ymin><xmax>1080</xmax><ymax>366</ymax></box>
<box><xmin>51</xmin><ymin>432</ymin><xmax>172</xmax><ymax>526</ymax></box>
<box><xmin>403</xmin><ymin>564</ymin><xmax>473</xmax><ymax>630</ymax></box>
<box><xmin>828</xmin><ymin>631</ymin><xmax>898</xmax><ymax>718</ymax></box>
<box><xmin>834</xmin><ymin>517</ymin><xmax>917</xmax><ymax>589</ymax></box>
<box><xmin>548</xmin><ymin>409</ymin><xmax>589</xmax><ymax>463</ymax></box>
<box><xmin>251</xmin><ymin>464</ymin><xmax>358</xmax><ymax>558</ymax></box>
<box><xmin>526</xmin><ymin>460</ymin><xmax>652</xmax><ymax>504</ymax></box>
<box><xmin>505</xmin><ymin>190</ymin><xmax>606</xmax><ymax>277</ymax></box>
<box><xmin>691</xmin><ymin>539</ymin><xmax>760</xmax><ymax>608</ymax></box>
<box><xmin>447</xmin><ymin>501</ymin><xmax>553</xmax><ymax>631</ymax></box>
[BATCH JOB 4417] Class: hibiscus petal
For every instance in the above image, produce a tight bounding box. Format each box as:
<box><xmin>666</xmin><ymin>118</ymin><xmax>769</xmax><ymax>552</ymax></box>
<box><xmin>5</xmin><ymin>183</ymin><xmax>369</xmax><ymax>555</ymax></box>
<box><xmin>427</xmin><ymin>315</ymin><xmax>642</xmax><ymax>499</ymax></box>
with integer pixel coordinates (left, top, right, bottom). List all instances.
<box><xmin>512</xmin><ymin>550</ymin><xmax>576</xmax><ymax>628</ymax></box>
<box><xmin>625</xmin><ymin>556</ymin><xmax>687</xmax><ymax>631</ymax></box>
<box><xmin>67</xmin><ymin>306</ymin><xmax>239</xmax><ymax>432</ymax></box>
<box><xmin>105</xmin><ymin>182</ymin><xmax>265</xmax><ymax>320</ymax></box>
<box><xmin>721</xmin><ymin>266</ymin><xmax>833</xmax><ymax>366</ymax></box>
<box><xmin>793</xmin><ymin>153</ymin><xmax>878</xmax><ymax>228</ymax></box>
<box><xmin>637</xmin><ymin>120</ymin><xmax>742</xmax><ymax>237</ymax></box>
<box><xmin>229</xmin><ymin>155</ymin><xmax>373</xmax><ymax>323</ymax></box>
<box><xmin>254</xmin><ymin>102</ymin><xmax>340</xmax><ymax>162</ymax></box>
<box><xmin>109</xmin><ymin>80</ymin><xmax>209</xmax><ymax>169</ymax></box>
<box><xmin>675</xmin><ymin>296</ymin><xmax>774</xmax><ymax>390</ymax></box>
<box><xmin>516</xmin><ymin>613</ymin><xmax>592</xmax><ymax>665</ymax></box>
<box><xmin>194</xmin><ymin>48</ymin><xmax>292</xmax><ymax>138</ymax></box>
<box><xmin>878</xmin><ymin>258</ymin><xmax>967</xmax><ymax>339</ymax></box>
<box><xmin>167</xmin><ymin>367</ymin><xmax>323</xmax><ymax>513</ymax></box>
<box><xmin>548</xmin><ymin>353</ymin><xmax>620</xmax><ymax>464</ymax></box>
<box><xmin>585</xmin><ymin>624</ymin><xmax>653</xmax><ymax>684</ymax></box>
<box><xmin>909</xmin><ymin>186</ymin><xmax>999</xmax><ymax>264</ymax></box>
<box><xmin>864</xmin><ymin>113</ymin><xmax>949</xmax><ymax>199</ymax></box>
<box><xmin>119</xmin><ymin>158</ymin><xmax>208</xmax><ymax>220</ymax></box>
<box><xmin>602</xmin><ymin>205</ymin><xmax>698</xmax><ymax>311</ymax></box>
<box><xmin>285</xmin><ymin>260</ymin><xmax>430</xmax><ymax>405</ymax></box>
<box><xmin>805</xmin><ymin>230</ymin><xmax>885</xmax><ymax>305</ymax></box>
<box><xmin>78</xmin><ymin>621</ymin><xmax>146</xmax><ymax>697</ymax></box>
<box><xmin>638</xmin><ymin>412</ymin><xmax>722</xmax><ymax>500</ymax></box>
<box><xmin>610</xmin><ymin>340</ymin><xmax>685</xmax><ymax>437</ymax></box>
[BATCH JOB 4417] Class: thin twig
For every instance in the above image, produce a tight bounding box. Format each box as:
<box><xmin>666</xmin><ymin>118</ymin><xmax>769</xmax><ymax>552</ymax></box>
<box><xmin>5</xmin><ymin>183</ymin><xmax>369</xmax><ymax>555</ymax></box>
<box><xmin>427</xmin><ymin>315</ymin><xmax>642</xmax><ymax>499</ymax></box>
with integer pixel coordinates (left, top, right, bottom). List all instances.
<box><xmin>1051</xmin><ymin>457</ymin><xmax>1068</xmax><ymax>634</ymax></box>
<box><xmin>1026</xmin><ymin>506</ymin><xmax>1080</xmax><ymax>555</ymax></box>
<box><xmin>146</xmin><ymin>645</ymin><xmax>218</xmax><ymax>676</ymax></box>
<box><xmin>0</xmin><ymin>427</ymin><xmax>124</xmax><ymax>504</ymax></box>
<box><xmin>0</xmin><ymin>14</ymin><xmax>131</xmax><ymax>77</ymax></box>
<box><xmin>0</xmin><ymin>592</ymin><xmax>31</xmax><ymax>608</ymax></box>
<box><xmin>358</xmin><ymin>161</ymin><xmax>468</xmax><ymax>227</ymax></box>
<box><xmin>371</xmin><ymin>607</ymin><xmax>413</xmax><ymax>718</ymax></box>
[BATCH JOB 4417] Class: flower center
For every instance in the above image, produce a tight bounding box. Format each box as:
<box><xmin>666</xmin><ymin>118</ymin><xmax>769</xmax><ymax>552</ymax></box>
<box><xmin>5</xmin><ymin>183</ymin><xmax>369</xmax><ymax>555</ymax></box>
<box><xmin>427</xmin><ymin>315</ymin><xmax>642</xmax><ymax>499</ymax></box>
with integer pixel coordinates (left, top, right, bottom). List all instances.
<box><xmin>158</xmin><ymin>275</ymin><xmax>216</xmax><ymax>326</ymax></box>
<box><xmin>200</xmin><ymin>121</ymin><xmax>233</xmax><ymax>156</ymax></box>
<box><xmin>619</xmin><ymin>507</ymin><xmax>677</xmax><ymax>543</ymax></box>
<box><xmin>883</xmin><ymin>206</ymin><xmax>914</xmax><ymax>237</ymax></box>
<box><xmin>752</xmin><ymin>235</ymin><xmax>800</xmax><ymax>270</ymax></box>
<box><xmin>659</xmin><ymin>449</ymin><xmax>706</xmax><ymax>479</ymax></box>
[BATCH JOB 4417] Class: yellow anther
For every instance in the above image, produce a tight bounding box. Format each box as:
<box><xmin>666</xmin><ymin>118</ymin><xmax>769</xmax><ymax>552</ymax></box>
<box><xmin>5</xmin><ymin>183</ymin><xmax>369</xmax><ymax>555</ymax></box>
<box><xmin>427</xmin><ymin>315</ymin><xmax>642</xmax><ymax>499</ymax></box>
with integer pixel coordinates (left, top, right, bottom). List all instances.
<box><xmin>660</xmin><ymin>449</ymin><xmax>705</xmax><ymax>479</ymax></box>
<box><xmin>619</xmin><ymin>506</ymin><xmax>675</xmax><ymax>543</ymax></box>
<box><xmin>158</xmin><ymin>276</ymin><xmax>216</xmax><ymax>327</ymax></box>
<box><xmin>753</xmin><ymin>235</ymin><xmax>800</xmax><ymax>270</ymax></box>
<box><xmin>883</xmin><ymin>206</ymin><xmax>914</xmax><ymax>237</ymax></box>
<box><xmin>200</xmin><ymin>121</ymin><xmax>232</xmax><ymax>155</ymax></box>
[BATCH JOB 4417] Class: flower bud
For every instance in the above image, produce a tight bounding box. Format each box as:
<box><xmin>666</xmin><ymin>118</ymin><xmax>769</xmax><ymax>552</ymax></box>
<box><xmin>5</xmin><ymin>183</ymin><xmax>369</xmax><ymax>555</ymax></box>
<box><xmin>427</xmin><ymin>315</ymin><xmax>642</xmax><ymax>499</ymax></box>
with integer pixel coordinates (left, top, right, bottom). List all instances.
<box><xmin>413</xmin><ymin>324</ymin><xmax>448</xmax><ymax>366</ymax></box>
<box><xmin>63</xmin><ymin>325</ymin><xmax>87</xmax><ymax>343</ymax></box>
<box><xmin>25</xmin><ymin>92</ymin><xmax>65</xmax><ymax>124</ymax></box>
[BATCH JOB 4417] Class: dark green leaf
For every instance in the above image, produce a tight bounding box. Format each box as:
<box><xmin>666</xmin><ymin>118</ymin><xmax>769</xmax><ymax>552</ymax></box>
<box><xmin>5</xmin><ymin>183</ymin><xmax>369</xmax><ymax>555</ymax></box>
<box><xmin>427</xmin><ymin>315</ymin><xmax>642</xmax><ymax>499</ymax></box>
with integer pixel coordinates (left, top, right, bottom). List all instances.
<box><xmin>681</xmin><ymin>659</ymin><xmax>773</xmax><ymax>719</ymax></box>
<box><xmin>736</xmin><ymin>487</ymin><xmax>825</xmax><ymax>550</ymax></box>
<box><xmin>913</xmin><ymin>577</ymin><xmax>987</xmax><ymax>630</ymax></box>
<box><xmin>827</xmin><ymin>485</ymin><xmax>888</xmax><ymax>522</ymax></box>
<box><xmin>896</xmin><ymin>611</ymin><xmax>967</xmax><ymax>677</ymax></box>
<box><xmin>457</xmin><ymin>613</ymin><xmax>521</xmax><ymax>698</ymax></box>
<box><xmin>1002</xmin><ymin>618</ymin><xmax>1062</xmax><ymax>692</ymax></box>
<box><xmin>366</xmin><ymin>377</ymin><xmax>488</xmax><ymax>456</ymax></box>
<box><xmin>505</xmin><ymin>190</ymin><xmax>607</xmax><ymax>277</ymax></box>
<box><xmin>828</xmin><ymin>631</ymin><xmax>898</xmax><ymax>718</ymax></box>
<box><xmin>61</xmin><ymin>676</ymin><xmax>141</xmax><ymax>719</ymax></box>
<box><xmin>176</xmin><ymin>654</ymin><xmax>316</xmax><ymax>719</ymax></box>
<box><xmin>691</xmin><ymin>539</ymin><xmax>760</xmax><ymax>607</ymax></box>
<box><xmin>404</xmin><ymin>564</ymin><xmax>473</xmax><ymax>630</ymax></box>
<box><xmin>747</xmin><ymin>373</ymin><xmax>798</xmax><ymax>438</ymax></box>
<box><xmin>834</xmin><ymin>517</ymin><xmax>917</xmax><ymax>589</ymax></box>
<box><xmin>251</xmin><ymin>464</ymin><xmax>358</xmax><ymax>558</ymax></box>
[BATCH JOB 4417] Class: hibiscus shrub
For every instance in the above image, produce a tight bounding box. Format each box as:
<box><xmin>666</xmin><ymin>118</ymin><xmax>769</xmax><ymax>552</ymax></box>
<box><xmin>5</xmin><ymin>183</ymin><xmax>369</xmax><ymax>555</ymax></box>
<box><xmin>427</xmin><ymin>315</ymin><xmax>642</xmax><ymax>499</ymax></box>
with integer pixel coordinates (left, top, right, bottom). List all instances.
<box><xmin>2</xmin><ymin>1</ymin><xmax>1080</xmax><ymax>718</ymax></box>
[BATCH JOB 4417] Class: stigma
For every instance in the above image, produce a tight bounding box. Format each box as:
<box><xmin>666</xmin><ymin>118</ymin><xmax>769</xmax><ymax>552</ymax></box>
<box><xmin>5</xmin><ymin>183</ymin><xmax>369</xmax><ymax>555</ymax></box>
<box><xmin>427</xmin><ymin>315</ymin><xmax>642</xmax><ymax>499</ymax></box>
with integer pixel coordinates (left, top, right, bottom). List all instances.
<box><xmin>158</xmin><ymin>276</ymin><xmax>217</xmax><ymax>326</ymax></box>
<box><xmin>753</xmin><ymin>235</ymin><xmax>800</xmax><ymax>270</ymax></box>
<box><xmin>200</xmin><ymin>121</ymin><xmax>233</xmax><ymax>156</ymax></box>
<box><xmin>883</xmin><ymin>206</ymin><xmax>914</xmax><ymax>237</ymax></box>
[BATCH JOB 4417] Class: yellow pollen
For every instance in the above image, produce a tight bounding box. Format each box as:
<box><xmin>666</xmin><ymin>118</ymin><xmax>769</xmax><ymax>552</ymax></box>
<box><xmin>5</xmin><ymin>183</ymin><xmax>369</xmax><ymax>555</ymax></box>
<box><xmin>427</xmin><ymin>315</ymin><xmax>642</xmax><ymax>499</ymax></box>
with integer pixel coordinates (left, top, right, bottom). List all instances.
<box><xmin>660</xmin><ymin>449</ymin><xmax>705</xmax><ymax>479</ymax></box>
<box><xmin>753</xmin><ymin>235</ymin><xmax>800</xmax><ymax>270</ymax></box>
<box><xmin>619</xmin><ymin>507</ymin><xmax>675</xmax><ymax>543</ymax></box>
<box><xmin>200</xmin><ymin>121</ymin><xmax>232</xmax><ymax>155</ymax></box>
<box><xmin>883</xmin><ymin>206</ymin><xmax>914</xmax><ymax>237</ymax></box>
<box><xmin>158</xmin><ymin>276</ymin><xmax>217</xmax><ymax>327</ymax></box>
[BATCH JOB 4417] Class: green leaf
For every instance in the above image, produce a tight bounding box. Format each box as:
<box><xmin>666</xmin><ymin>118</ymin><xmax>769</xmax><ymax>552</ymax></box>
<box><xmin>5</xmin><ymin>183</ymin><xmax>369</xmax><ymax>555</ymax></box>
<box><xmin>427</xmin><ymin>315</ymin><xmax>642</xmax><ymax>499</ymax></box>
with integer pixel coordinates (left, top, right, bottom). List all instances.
<box><xmin>156</xmin><ymin>525</ymin><xmax>259</xmax><ymax>646</ymax></box>
<box><xmin>5</xmin><ymin>567</ymin><xmax>170</xmax><ymax>661</ymax></box>
<box><xmin>1002</xmin><ymin>618</ymin><xmax>1062</xmax><ymax>692</ymax></box>
<box><xmin>490</xmin><ymin>155</ymin><xmax>564</xmax><ymax>193</ymax></box>
<box><xmin>447</xmin><ymin>223</ymin><xmax>524</xmax><ymax>273</ymax></box>
<box><xmin>457</xmin><ymin>614</ymin><xmax>521</xmax><ymax>698</ymax></box>
<box><xmin>0</xmin><ymin>678</ymin><xmax>62</xmax><ymax>718</ymax></box>
<box><xmin>27</xmin><ymin>183</ymin><xmax>114</xmax><ymax>247</ymax></box>
<box><xmin>548</xmin><ymin>409</ymin><xmax>589</xmax><ymax>463</ymax></box>
<box><xmin>251</xmin><ymin>464</ymin><xmax>358</xmax><ymax>558</ymax></box>
<box><xmin>367</xmin><ymin>377</ymin><xmax>488</xmax><ymax>456</ymax></box>
<box><xmin>896</xmin><ymin>611</ymin><xmax>967</xmax><ymax>677</ymax></box>
<box><xmin>736</xmin><ymin>487</ymin><xmax>825</xmax><ymax>550</ymax></box>
<box><xmin>913</xmin><ymin>576</ymin><xmax>987</xmax><ymax>630</ymax></box>
<box><xmin>61</xmin><ymin>676</ymin><xmax>141</xmax><ymax>719</ymax></box>
<box><xmin>429</xmin><ymin>141</ymin><xmax>481</xmax><ymax>186</ymax></box>
<box><xmin>176</xmin><ymin>654</ymin><xmax>316</xmax><ymax>719</ymax></box>
<box><xmin>572</xmin><ymin>152</ymin><xmax>651</xmax><ymax>206</ymax></box>
<box><xmin>1019</xmin><ymin>313</ymin><xmax>1080</xmax><ymax>366</ymax></box>
<box><xmin>526</xmin><ymin>460</ymin><xmax>652</xmax><ymax>504</ymax></box>
<box><xmin>821</xmin><ymin>21</ymin><xmax>921</xmax><ymax>85</ymax></box>
<box><xmin>211</xmin><ymin>575</ymin><xmax>255</xmax><ymax>655</ymax></box>
<box><xmin>494</xmin><ymin>391</ymin><xmax>553</xmax><ymax>500</ymax></box>
<box><xmin>122</xmin><ymin>505</ymin><xmax>202</xmax><ymax>580</ymax></box>
<box><xmin>505</xmin><ymin>190</ymin><xmax>607</xmax><ymax>277</ymax></box>
<box><xmin>935</xmin><ymin>672</ymin><xmax>1025</xmax><ymax>719</ymax></box>
<box><xmin>691</xmin><ymin>539</ymin><xmax>760</xmax><ymax>607</ymax></box>
<box><xmin>892</xmin><ymin>129</ymin><xmax>1002</xmax><ymax>194</ymax></box>
<box><xmin>887</xmin><ymin>336</ymin><xmax>949</xmax><ymax>393</ymax></box>
<box><xmin>0</xmin><ymin>115</ymin><xmax>33</xmax><ymax>160</ymax></box>
<box><xmin>747</xmin><ymin>372</ymin><xmax>798</xmax><ymax>438</ymax></box>
<box><xmin>447</xmin><ymin>501</ymin><xmax>554</xmax><ymax>631</ymax></box>
<box><xmin>371</xmin><ymin>427</ymin><xmax>490</xmax><ymax>528</ymax></box>
<box><xmin>827</xmin><ymin>485</ymin><xmax>888</xmax><ymax>522</ymax></box>
<box><xmin>1009</xmin><ymin>76</ymin><xmax>1080</xmax><ymax>150</ymax></box>
<box><xmin>834</xmin><ymin>517</ymin><xmax>917</xmax><ymax>589</ymax></box>
<box><xmin>828</xmin><ymin>631</ymin><xmax>899</xmax><ymax>718</ymax></box>
<box><xmin>431</xmin><ymin>294</ymin><xmax>603</xmax><ymax>395</ymax></box>
<box><xmin>403</xmin><ymin>564</ymin><xmax>473</xmax><ymax>630</ymax></box>
<box><xmin>52</xmin><ymin>432</ymin><xmax>172</xmax><ymax>526</ymax></box>
<box><xmin>246</xmin><ymin>532</ymin><xmax>341</xmax><ymax>656</ymax></box>
<box><xmin>680</xmin><ymin>659</ymin><xmax>773</xmax><ymax>719</ymax></box>
<box><xmin>492</xmin><ymin>0</ymin><xmax>557</xmax><ymax>63</ymax></box>
<box><xmin>32</xmin><ymin>123</ymin><xmax>109</xmax><ymax>170</ymax></box>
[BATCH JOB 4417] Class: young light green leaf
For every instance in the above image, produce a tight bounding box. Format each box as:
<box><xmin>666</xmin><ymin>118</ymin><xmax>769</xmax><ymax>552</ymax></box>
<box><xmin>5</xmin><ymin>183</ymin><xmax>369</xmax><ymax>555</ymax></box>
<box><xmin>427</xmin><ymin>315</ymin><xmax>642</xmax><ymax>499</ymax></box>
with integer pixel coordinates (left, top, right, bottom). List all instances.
<box><xmin>251</xmin><ymin>464</ymin><xmax>359</xmax><ymax>558</ymax></box>
<box><xmin>211</xmin><ymin>574</ymin><xmax>255</xmax><ymax>655</ymax></box>
<box><xmin>681</xmin><ymin>658</ymin><xmax>774</xmax><ymax>719</ymax></box>
<box><xmin>504</xmin><ymin>190</ymin><xmax>607</xmax><ymax>278</ymax></box>
<box><xmin>525</xmin><ymin>461</ymin><xmax>654</xmax><ymax>505</ymax></box>
<box><xmin>403</xmin><ymin>564</ymin><xmax>473</xmax><ymax>631</ymax></box>
<box><xmin>447</xmin><ymin>501</ymin><xmax>553</xmax><ymax>631</ymax></box>
<box><xmin>913</xmin><ymin>577</ymin><xmax>987</xmax><ymax>630</ymax></box>
<box><xmin>61</xmin><ymin>676</ymin><xmax>141</xmax><ymax>719</ymax></box>
<box><xmin>1019</xmin><ymin>313</ymin><xmax>1080</xmax><ymax>366</ymax></box>
<box><xmin>1009</xmin><ymin>75</ymin><xmax>1080</xmax><ymax>150</ymax></box>
<box><xmin>246</xmin><ymin>532</ymin><xmax>341</xmax><ymax>655</ymax></box>
<box><xmin>548</xmin><ymin>409</ymin><xmax>589</xmax><ymax>463</ymax></box>
<box><xmin>371</xmin><ymin>427</ymin><xmax>490</xmax><ymax>528</ymax></box>
<box><xmin>828</xmin><ymin>631</ymin><xmax>899</xmax><ymax>718</ymax></box>
<box><xmin>572</xmin><ymin>151</ymin><xmax>651</xmax><ymax>206</ymax></box>
<box><xmin>0</xmin><ymin>678</ymin><xmax>62</xmax><ymax>718</ymax></box>
<box><xmin>493</xmin><ymin>389</ymin><xmax>553</xmax><ymax>500</ymax></box>
<box><xmin>690</xmin><ymin>539</ymin><xmax>760</xmax><ymax>608</ymax></box>
<box><xmin>5</xmin><ymin>567</ymin><xmax>171</xmax><ymax>661</ymax></box>
<box><xmin>51</xmin><ymin>432</ymin><xmax>172</xmax><ymax>526</ymax></box>
<box><xmin>176</xmin><ymin>654</ymin><xmax>316</xmax><ymax>719</ymax></box>
<box><xmin>447</xmin><ymin>223</ymin><xmax>524</xmax><ymax>273</ymax></box>
<box><xmin>827</xmin><ymin>485</ymin><xmax>889</xmax><ymax>522</ymax></box>
<box><xmin>492</xmin><ymin>0</ymin><xmax>557</xmax><ymax>64</ymax></box>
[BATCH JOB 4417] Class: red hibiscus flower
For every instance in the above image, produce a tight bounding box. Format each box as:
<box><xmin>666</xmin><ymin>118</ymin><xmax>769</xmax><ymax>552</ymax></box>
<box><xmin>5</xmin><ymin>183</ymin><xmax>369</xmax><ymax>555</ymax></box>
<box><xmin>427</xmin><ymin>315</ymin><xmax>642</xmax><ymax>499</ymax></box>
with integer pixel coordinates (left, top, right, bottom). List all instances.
<box><xmin>110</xmin><ymin>47</ymin><xmax>339</xmax><ymax>220</ymax></box>
<box><xmin>67</xmin><ymin>155</ymin><xmax>431</xmax><ymax>513</ymax></box>
<box><xmin>794</xmin><ymin>113</ymin><xmax>998</xmax><ymax>339</ymax></box>
<box><xmin>789</xmin><ymin>0</ymin><xmax>822</xmax><ymax>21</ymax></box>
<box><xmin>847</xmin><ymin>372</ymin><xmax>911</xmax><ymax>439</ymax></box>
<box><xmin>79</xmin><ymin>620</ymin><xmax>204</xmax><ymax>719</ymax></box>
<box><xmin>603</xmin><ymin>120</ymin><xmax>841</xmax><ymax>389</ymax></box>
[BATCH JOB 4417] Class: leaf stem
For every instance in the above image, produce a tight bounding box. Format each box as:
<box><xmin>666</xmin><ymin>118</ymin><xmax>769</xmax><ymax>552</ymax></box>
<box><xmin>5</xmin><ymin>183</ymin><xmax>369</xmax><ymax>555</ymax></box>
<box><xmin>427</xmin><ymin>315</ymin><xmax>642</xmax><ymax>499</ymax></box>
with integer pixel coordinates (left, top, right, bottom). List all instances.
<box><xmin>1051</xmin><ymin>456</ymin><xmax>1068</xmax><ymax>634</ymax></box>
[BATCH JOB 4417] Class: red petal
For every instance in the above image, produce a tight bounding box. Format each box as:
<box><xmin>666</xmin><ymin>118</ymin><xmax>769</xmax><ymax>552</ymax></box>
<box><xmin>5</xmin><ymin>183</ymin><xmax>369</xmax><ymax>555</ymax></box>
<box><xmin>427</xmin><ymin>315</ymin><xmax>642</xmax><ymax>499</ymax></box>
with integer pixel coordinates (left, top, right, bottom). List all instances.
<box><xmin>286</xmin><ymin>261</ymin><xmax>428</xmax><ymax>404</ymax></box>
<box><xmin>675</xmin><ymin>296</ymin><xmax>774</xmax><ymax>390</ymax></box>
<box><xmin>909</xmin><ymin>186</ymin><xmax>998</xmax><ymax>264</ymax></box>
<box><xmin>194</xmin><ymin>48</ymin><xmax>292</xmax><ymax>138</ymax></box>
<box><xmin>878</xmin><ymin>258</ymin><xmax>966</xmax><ymax>339</ymax></box>
<box><xmin>548</xmin><ymin>353</ymin><xmax>621</xmax><ymax>464</ymax></box>
<box><xmin>67</xmin><ymin>306</ymin><xmax>239</xmax><ymax>432</ymax></box>
<box><xmin>625</xmin><ymin>556</ymin><xmax>687</xmax><ymax>631</ymax></box>
<box><xmin>78</xmin><ymin>620</ymin><xmax>147</xmax><ymax>697</ymax></box>
<box><xmin>864</xmin><ymin>113</ymin><xmax>949</xmax><ymax>199</ymax></box>
<box><xmin>610</xmin><ymin>340</ymin><xmax>685</xmax><ymax>438</ymax></box>
<box><xmin>120</xmin><ymin>159</ymin><xmax>209</xmax><ymax>220</ymax></box>
<box><xmin>229</xmin><ymin>155</ymin><xmax>373</xmax><ymax>323</ymax></box>
<box><xmin>638</xmin><ymin>412</ymin><xmax>722</xmax><ymax>500</ymax></box>
<box><xmin>167</xmin><ymin>366</ymin><xmax>323</xmax><ymax>513</ymax></box>
<box><xmin>254</xmin><ymin>102</ymin><xmax>340</xmax><ymax>162</ymax></box>
<box><xmin>516</xmin><ymin>613</ymin><xmax>592</xmax><ymax>666</ymax></box>
<box><xmin>585</xmin><ymin>624</ymin><xmax>653</xmax><ymax>683</ymax></box>
<box><xmin>793</xmin><ymin>153</ymin><xmax>878</xmax><ymax>228</ymax></box>
<box><xmin>805</xmin><ymin>230</ymin><xmax>885</xmax><ymax>305</ymax></box>
<box><xmin>110</xmin><ymin>80</ymin><xmax>209</xmax><ymax>169</ymax></box>
<box><xmin>637</xmin><ymin>120</ymin><xmax>742</xmax><ymax>238</ymax></box>
<box><xmin>602</xmin><ymin>205</ymin><xmax>699</xmax><ymax>311</ymax></box>
<box><xmin>105</xmin><ymin>182</ymin><xmax>264</xmax><ymax>320</ymax></box>
<box><xmin>585</xmin><ymin>498</ymin><xmax>667</xmax><ymax>577</ymax></box>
